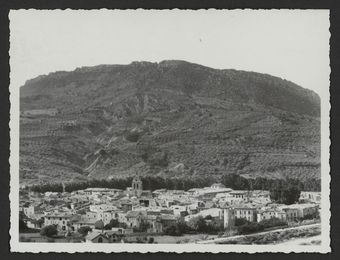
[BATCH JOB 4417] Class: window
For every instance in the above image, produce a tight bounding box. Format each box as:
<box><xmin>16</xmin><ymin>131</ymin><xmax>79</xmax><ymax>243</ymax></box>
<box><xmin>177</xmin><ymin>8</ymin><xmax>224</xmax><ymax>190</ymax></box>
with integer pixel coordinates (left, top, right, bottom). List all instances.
<box><xmin>98</xmin><ymin>237</ymin><xmax>103</xmax><ymax>243</ymax></box>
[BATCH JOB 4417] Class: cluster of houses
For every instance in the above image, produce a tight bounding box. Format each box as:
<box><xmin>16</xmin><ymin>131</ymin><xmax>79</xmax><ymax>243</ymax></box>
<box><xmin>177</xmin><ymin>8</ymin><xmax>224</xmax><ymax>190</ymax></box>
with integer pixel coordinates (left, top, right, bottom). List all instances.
<box><xmin>20</xmin><ymin>175</ymin><xmax>320</xmax><ymax>243</ymax></box>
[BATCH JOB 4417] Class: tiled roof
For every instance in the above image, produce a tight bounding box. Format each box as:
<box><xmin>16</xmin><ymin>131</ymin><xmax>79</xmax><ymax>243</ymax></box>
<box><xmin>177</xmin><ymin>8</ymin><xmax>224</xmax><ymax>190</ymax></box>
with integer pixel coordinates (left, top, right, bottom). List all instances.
<box><xmin>85</xmin><ymin>231</ymin><xmax>107</xmax><ymax>241</ymax></box>
<box><xmin>126</xmin><ymin>211</ymin><xmax>145</xmax><ymax>218</ymax></box>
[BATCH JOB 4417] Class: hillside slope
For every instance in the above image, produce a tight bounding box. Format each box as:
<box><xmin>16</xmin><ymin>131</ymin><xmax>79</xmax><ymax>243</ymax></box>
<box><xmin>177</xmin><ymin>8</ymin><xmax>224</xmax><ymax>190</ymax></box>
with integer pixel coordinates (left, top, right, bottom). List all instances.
<box><xmin>19</xmin><ymin>60</ymin><xmax>320</xmax><ymax>184</ymax></box>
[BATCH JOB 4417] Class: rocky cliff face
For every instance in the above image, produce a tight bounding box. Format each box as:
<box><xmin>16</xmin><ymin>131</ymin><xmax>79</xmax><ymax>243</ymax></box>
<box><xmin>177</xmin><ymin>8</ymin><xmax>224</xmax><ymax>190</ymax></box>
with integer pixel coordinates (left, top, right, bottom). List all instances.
<box><xmin>19</xmin><ymin>60</ymin><xmax>320</xmax><ymax>184</ymax></box>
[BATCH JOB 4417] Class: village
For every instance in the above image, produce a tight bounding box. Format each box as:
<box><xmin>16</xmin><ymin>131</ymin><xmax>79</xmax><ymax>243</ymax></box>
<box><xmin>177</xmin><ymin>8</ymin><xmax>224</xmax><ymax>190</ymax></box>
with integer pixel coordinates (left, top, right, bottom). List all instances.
<box><xmin>19</xmin><ymin>175</ymin><xmax>321</xmax><ymax>244</ymax></box>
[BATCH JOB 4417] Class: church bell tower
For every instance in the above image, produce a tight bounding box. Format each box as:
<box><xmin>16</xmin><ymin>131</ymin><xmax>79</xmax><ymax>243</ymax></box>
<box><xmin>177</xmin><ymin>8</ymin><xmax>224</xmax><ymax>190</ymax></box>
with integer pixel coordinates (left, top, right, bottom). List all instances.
<box><xmin>132</xmin><ymin>175</ymin><xmax>143</xmax><ymax>198</ymax></box>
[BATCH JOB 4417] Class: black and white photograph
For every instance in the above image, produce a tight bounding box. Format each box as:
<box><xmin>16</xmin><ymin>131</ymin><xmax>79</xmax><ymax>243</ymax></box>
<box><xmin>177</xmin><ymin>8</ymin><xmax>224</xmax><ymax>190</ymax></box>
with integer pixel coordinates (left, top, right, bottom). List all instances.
<box><xmin>9</xmin><ymin>9</ymin><xmax>330</xmax><ymax>253</ymax></box>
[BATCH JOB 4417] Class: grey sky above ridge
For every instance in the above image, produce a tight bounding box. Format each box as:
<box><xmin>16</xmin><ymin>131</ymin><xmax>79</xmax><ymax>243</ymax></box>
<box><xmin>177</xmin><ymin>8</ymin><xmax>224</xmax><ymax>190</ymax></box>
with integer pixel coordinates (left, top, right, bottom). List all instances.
<box><xmin>10</xmin><ymin>9</ymin><xmax>330</xmax><ymax>99</ymax></box>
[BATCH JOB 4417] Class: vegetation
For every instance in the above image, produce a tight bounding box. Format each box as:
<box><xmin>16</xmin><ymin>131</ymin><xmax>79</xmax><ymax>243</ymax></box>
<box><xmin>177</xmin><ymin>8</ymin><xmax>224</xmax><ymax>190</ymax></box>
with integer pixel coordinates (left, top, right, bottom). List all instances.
<box><xmin>28</xmin><ymin>174</ymin><xmax>320</xmax><ymax>193</ymax></box>
<box><xmin>188</xmin><ymin>216</ymin><xmax>208</xmax><ymax>232</ymax></box>
<box><xmin>20</xmin><ymin>60</ymin><xmax>320</xmax><ymax>185</ymax></box>
<box><xmin>40</xmin><ymin>225</ymin><xmax>58</xmax><ymax>237</ymax></box>
<box><xmin>269</xmin><ymin>184</ymin><xmax>301</xmax><ymax>205</ymax></box>
<box><xmin>163</xmin><ymin>217</ymin><xmax>224</xmax><ymax>236</ymax></box>
<box><xmin>235</xmin><ymin>218</ymin><xmax>249</xmax><ymax>227</ymax></box>
<box><xmin>164</xmin><ymin>220</ymin><xmax>190</xmax><ymax>236</ymax></box>
<box><xmin>19</xmin><ymin>216</ymin><xmax>41</xmax><ymax>233</ymax></box>
<box><xmin>94</xmin><ymin>220</ymin><xmax>104</xmax><ymax>230</ymax></box>
<box><xmin>19</xmin><ymin>219</ymin><xmax>28</xmax><ymax>232</ymax></box>
<box><xmin>77</xmin><ymin>226</ymin><xmax>92</xmax><ymax>236</ymax></box>
<box><xmin>104</xmin><ymin>219</ymin><xmax>119</xmax><ymax>230</ymax></box>
<box><xmin>133</xmin><ymin>220</ymin><xmax>150</xmax><ymax>233</ymax></box>
<box><xmin>125</xmin><ymin>131</ymin><xmax>141</xmax><ymax>142</ymax></box>
<box><xmin>220</xmin><ymin>225</ymin><xmax>321</xmax><ymax>245</ymax></box>
<box><xmin>235</xmin><ymin>217</ymin><xmax>287</xmax><ymax>235</ymax></box>
<box><xmin>300</xmin><ymin>211</ymin><xmax>320</xmax><ymax>221</ymax></box>
<box><xmin>237</xmin><ymin>222</ymin><xmax>264</xmax><ymax>235</ymax></box>
<box><xmin>259</xmin><ymin>218</ymin><xmax>287</xmax><ymax>229</ymax></box>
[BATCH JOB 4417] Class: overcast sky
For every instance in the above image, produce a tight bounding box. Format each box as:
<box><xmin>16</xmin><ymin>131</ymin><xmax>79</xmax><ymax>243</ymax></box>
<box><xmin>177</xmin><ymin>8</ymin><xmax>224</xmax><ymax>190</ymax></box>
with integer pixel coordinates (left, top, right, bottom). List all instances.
<box><xmin>9</xmin><ymin>9</ymin><xmax>330</xmax><ymax>98</ymax></box>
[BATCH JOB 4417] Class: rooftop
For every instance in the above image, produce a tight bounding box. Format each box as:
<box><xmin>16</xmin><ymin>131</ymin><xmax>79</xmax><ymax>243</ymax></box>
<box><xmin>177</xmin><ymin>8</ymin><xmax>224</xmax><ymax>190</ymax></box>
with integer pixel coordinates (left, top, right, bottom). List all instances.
<box><xmin>86</xmin><ymin>231</ymin><xmax>107</xmax><ymax>241</ymax></box>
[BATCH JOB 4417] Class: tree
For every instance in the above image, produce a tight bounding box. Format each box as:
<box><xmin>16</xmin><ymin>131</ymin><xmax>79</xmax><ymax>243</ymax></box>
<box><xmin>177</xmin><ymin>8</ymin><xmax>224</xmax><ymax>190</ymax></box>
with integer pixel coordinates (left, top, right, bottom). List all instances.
<box><xmin>270</xmin><ymin>184</ymin><xmax>301</xmax><ymax>205</ymax></box>
<box><xmin>235</xmin><ymin>218</ymin><xmax>249</xmax><ymax>227</ymax></box>
<box><xmin>237</xmin><ymin>222</ymin><xmax>264</xmax><ymax>235</ymax></box>
<box><xmin>221</xmin><ymin>174</ymin><xmax>249</xmax><ymax>190</ymax></box>
<box><xmin>259</xmin><ymin>217</ymin><xmax>287</xmax><ymax>228</ymax></box>
<box><xmin>40</xmin><ymin>225</ymin><xmax>58</xmax><ymax>237</ymax></box>
<box><xmin>164</xmin><ymin>225</ymin><xmax>181</xmax><ymax>236</ymax></box>
<box><xmin>19</xmin><ymin>219</ymin><xmax>28</xmax><ymax>232</ymax></box>
<box><xmin>177</xmin><ymin>220</ymin><xmax>190</xmax><ymax>234</ymax></box>
<box><xmin>37</xmin><ymin>218</ymin><xmax>44</xmax><ymax>227</ymax></box>
<box><xmin>188</xmin><ymin>216</ymin><xmax>208</xmax><ymax>232</ymax></box>
<box><xmin>94</xmin><ymin>220</ymin><xmax>105</xmax><ymax>230</ymax></box>
<box><xmin>164</xmin><ymin>220</ymin><xmax>190</xmax><ymax>236</ymax></box>
<box><xmin>206</xmin><ymin>221</ymin><xmax>224</xmax><ymax>234</ymax></box>
<box><xmin>78</xmin><ymin>226</ymin><xmax>92</xmax><ymax>236</ymax></box>
<box><xmin>104</xmin><ymin>219</ymin><xmax>119</xmax><ymax>230</ymax></box>
<box><xmin>133</xmin><ymin>220</ymin><xmax>150</xmax><ymax>233</ymax></box>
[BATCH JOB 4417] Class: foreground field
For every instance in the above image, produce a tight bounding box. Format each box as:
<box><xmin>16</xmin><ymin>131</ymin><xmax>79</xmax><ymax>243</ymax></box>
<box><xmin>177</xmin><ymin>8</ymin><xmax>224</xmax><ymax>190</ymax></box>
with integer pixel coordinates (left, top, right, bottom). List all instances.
<box><xmin>152</xmin><ymin>234</ymin><xmax>217</xmax><ymax>244</ymax></box>
<box><xmin>19</xmin><ymin>232</ymin><xmax>218</xmax><ymax>244</ymax></box>
<box><xmin>19</xmin><ymin>233</ymin><xmax>83</xmax><ymax>243</ymax></box>
<box><xmin>277</xmin><ymin>235</ymin><xmax>321</xmax><ymax>246</ymax></box>
<box><xmin>20</xmin><ymin>224</ymin><xmax>320</xmax><ymax>245</ymax></box>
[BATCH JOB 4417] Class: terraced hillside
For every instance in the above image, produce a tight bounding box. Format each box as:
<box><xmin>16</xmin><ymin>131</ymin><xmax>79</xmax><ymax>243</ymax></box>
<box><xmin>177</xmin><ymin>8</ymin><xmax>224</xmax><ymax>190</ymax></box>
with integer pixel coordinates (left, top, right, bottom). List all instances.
<box><xmin>19</xmin><ymin>60</ymin><xmax>320</xmax><ymax>185</ymax></box>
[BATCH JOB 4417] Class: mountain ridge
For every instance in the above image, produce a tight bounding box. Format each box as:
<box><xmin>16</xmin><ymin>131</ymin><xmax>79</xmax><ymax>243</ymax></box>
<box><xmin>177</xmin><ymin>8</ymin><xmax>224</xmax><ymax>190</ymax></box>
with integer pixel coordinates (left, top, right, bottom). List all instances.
<box><xmin>22</xmin><ymin>60</ymin><xmax>320</xmax><ymax>101</ymax></box>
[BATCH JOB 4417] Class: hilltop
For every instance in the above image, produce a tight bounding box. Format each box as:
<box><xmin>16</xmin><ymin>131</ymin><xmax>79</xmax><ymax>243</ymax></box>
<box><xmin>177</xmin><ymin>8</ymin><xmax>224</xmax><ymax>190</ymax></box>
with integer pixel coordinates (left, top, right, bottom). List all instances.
<box><xmin>19</xmin><ymin>60</ymin><xmax>320</xmax><ymax>185</ymax></box>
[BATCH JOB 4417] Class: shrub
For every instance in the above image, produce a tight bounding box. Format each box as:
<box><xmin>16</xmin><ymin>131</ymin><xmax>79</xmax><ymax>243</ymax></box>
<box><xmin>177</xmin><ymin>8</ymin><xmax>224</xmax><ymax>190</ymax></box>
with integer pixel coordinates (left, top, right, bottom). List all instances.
<box><xmin>164</xmin><ymin>222</ymin><xmax>187</xmax><ymax>236</ymax></box>
<box><xmin>148</xmin><ymin>151</ymin><xmax>169</xmax><ymax>167</ymax></box>
<box><xmin>235</xmin><ymin>218</ymin><xmax>249</xmax><ymax>227</ymax></box>
<box><xmin>78</xmin><ymin>226</ymin><xmax>92</xmax><ymax>236</ymax></box>
<box><xmin>188</xmin><ymin>216</ymin><xmax>208</xmax><ymax>232</ymax></box>
<box><xmin>217</xmin><ymin>231</ymin><xmax>224</xmax><ymax>238</ymax></box>
<box><xmin>259</xmin><ymin>217</ymin><xmax>287</xmax><ymax>229</ymax></box>
<box><xmin>104</xmin><ymin>219</ymin><xmax>119</xmax><ymax>230</ymax></box>
<box><xmin>125</xmin><ymin>132</ymin><xmax>141</xmax><ymax>142</ymax></box>
<box><xmin>300</xmin><ymin>212</ymin><xmax>319</xmax><ymax>221</ymax></box>
<box><xmin>19</xmin><ymin>219</ymin><xmax>28</xmax><ymax>232</ymax></box>
<box><xmin>133</xmin><ymin>221</ymin><xmax>150</xmax><ymax>233</ymax></box>
<box><xmin>270</xmin><ymin>185</ymin><xmax>301</xmax><ymax>205</ymax></box>
<box><xmin>94</xmin><ymin>220</ymin><xmax>105</xmax><ymax>230</ymax></box>
<box><xmin>40</xmin><ymin>225</ymin><xmax>58</xmax><ymax>237</ymax></box>
<box><xmin>237</xmin><ymin>222</ymin><xmax>264</xmax><ymax>235</ymax></box>
<box><xmin>203</xmin><ymin>220</ymin><xmax>224</xmax><ymax>234</ymax></box>
<box><xmin>20</xmin><ymin>236</ymin><xmax>33</xmax><ymax>242</ymax></box>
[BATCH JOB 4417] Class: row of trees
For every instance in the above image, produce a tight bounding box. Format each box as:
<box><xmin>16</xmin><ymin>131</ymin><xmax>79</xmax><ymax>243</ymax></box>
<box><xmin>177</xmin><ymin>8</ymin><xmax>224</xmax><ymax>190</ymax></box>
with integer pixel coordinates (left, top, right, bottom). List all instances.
<box><xmin>269</xmin><ymin>185</ymin><xmax>301</xmax><ymax>205</ymax></box>
<box><xmin>221</xmin><ymin>174</ymin><xmax>320</xmax><ymax>192</ymax></box>
<box><xmin>163</xmin><ymin>215</ymin><xmax>288</xmax><ymax>237</ymax></box>
<box><xmin>235</xmin><ymin>217</ymin><xmax>288</xmax><ymax>235</ymax></box>
<box><xmin>27</xmin><ymin>174</ymin><xmax>320</xmax><ymax>194</ymax></box>
<box><xmin>164</xmin><ymin>216</ymin><xmax>224</xmax><ymax>236</ymax></box>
